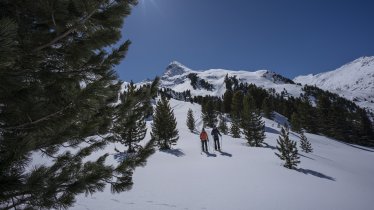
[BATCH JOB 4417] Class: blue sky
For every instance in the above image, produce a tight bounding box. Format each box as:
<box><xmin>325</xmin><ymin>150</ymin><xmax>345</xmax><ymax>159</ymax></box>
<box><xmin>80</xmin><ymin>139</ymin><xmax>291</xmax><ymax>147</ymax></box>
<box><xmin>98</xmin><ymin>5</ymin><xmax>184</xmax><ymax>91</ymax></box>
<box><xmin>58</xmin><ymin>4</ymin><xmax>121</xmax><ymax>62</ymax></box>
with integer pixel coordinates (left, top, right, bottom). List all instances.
<box><xmin>115</xmin><ymin>0</ymin><xmax>374</xmax><ymax>82</ymax></box>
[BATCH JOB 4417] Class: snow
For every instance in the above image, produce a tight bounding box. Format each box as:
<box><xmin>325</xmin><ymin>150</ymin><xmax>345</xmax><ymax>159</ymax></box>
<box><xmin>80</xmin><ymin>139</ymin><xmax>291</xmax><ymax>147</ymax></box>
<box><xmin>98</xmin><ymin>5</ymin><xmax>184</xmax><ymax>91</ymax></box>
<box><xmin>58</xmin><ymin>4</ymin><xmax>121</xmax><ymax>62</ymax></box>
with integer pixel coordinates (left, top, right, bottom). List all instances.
<box><xmin>159</xmin><ymin>62</ymin><xmax>305</xmax><ymax>100</ymax></box>
<box><xmin>73</xmin><ymin>99</ymin><xmax>374</xmax><ymax>210</ymax></box>
<box><xmin>294</xmin><ymin>56</ymin><xmax>374</xmax><ymax>111</ymax></box>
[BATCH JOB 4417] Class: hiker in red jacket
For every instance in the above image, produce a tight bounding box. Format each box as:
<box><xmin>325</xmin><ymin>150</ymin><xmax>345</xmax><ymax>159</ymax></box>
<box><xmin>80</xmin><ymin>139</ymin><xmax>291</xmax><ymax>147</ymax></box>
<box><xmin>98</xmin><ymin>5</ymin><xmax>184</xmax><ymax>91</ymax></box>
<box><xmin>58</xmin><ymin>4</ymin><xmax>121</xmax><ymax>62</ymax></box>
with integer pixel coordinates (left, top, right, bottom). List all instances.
<box><xmin>200</xmin><ymin>128</ymin><xmax>209</xmax><ymax>152</ymax></box>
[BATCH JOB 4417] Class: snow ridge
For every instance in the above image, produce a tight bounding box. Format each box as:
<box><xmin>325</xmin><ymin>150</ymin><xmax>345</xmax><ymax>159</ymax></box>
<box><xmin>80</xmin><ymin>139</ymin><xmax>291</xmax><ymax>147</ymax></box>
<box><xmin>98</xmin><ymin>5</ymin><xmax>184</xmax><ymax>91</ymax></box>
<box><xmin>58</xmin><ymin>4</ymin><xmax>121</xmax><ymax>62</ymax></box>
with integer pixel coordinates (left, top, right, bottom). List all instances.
<box><xmin>294</xmin><ymin>56</ymin><xmax>374</xmax><ymax>111</ymax></box>
<box><xmin>159</xmin><ymin>63</ymin><xmax>303</xmax><ymax>99</ymax></box>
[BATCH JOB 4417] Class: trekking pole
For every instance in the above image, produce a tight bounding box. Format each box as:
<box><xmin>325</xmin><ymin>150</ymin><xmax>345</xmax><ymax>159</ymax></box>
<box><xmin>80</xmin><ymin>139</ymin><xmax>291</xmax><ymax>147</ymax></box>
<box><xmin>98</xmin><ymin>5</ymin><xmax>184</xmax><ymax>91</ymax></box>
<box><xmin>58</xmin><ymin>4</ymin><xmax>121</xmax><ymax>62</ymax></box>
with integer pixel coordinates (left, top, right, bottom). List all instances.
<box><xmin>200</xmin><ymin>140</ymin><xmax>203</xmax><ymax>154</ymax></box>
<box><xmin>220</xmin><ymin>136</ymin><xmax>223</xmax><ymax>151</ymax></box>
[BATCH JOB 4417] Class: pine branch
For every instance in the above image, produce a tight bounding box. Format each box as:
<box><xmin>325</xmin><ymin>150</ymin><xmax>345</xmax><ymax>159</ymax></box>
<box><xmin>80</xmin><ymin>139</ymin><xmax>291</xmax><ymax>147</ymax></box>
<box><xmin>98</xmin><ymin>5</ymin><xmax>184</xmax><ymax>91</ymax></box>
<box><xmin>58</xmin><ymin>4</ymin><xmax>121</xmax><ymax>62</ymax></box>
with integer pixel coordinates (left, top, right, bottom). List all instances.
<box><xmin>33</xmin><ymin>0</ymin><xmax>107</xmax><ymax>52</ymax></box>
<box><xmin>3</xmin><ymin>102</ymin><xmax>73</xmax><ymax>131</ymax></box>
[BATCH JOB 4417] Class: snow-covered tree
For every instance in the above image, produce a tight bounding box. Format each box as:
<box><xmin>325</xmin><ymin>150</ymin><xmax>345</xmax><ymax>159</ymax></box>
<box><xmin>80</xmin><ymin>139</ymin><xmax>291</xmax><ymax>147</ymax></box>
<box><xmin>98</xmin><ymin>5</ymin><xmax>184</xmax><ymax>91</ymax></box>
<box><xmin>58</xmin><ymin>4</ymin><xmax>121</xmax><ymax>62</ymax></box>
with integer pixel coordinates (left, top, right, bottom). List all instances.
<box><xmin>186</xmin><ymin>108</ymin><xmax>196</xmax><ymax>132</ymax></box>
<box><xmin>300</xmin><ymin>131</ymin><xmax>313</xmax><ymax>153</ymax></box>
<box><xmin>151</xmin><ymin>96</ymin><xmax>179</xmax><ymax>150</ymax></box>
<box><xmin>275</xmin><ymin>127</ymin><xmax>300</xmax><ymax>169</ymax></box>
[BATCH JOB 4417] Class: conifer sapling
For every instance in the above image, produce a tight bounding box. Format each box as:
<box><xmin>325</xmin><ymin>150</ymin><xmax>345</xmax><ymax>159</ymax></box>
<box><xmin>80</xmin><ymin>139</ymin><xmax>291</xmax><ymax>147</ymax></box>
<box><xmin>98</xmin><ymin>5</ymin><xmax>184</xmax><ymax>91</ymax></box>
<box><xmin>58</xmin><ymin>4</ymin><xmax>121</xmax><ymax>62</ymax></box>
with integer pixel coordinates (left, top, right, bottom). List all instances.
<box><xmin>300</xmin><ymin>131</ymin><xmax>313</xmax><ymax>153</ymax></box>
<box><xmin>186</xmin><ymin>108</ymin><xmax>196</xmax><ymax>132</ymax></box>
<box><xmin>275</xmin><ymin>127</ymin><xmax>300</xmax><ymax>169</ymax></box>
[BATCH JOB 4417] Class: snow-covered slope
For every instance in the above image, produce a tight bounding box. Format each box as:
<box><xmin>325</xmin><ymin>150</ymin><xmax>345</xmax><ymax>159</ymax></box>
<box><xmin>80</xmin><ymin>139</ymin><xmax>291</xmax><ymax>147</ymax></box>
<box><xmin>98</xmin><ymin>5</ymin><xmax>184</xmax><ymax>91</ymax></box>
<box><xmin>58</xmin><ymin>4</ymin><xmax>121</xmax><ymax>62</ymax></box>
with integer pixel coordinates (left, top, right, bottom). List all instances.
<box><xmin>294</xmin><ymin>56</ymin><xmax>374</xmax><ymax>111</ymax></box>
<box><xmin>73</xmin><ymin>99</ymin><xmax>374</xmax><ymax>210</ymax></box>
<box><xmin>160</xmin><ymin>61</ymin><xmax>303</xmax><ymax>99</ymax></box>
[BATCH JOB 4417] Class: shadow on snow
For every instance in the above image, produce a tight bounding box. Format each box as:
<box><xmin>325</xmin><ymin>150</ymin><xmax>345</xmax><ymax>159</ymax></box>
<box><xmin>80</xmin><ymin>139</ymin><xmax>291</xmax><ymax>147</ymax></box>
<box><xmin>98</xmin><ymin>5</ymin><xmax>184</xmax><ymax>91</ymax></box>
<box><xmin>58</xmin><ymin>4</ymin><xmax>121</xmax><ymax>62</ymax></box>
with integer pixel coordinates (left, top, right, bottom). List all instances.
<box><xmin>265</xmin><ymin>126</ymin><xmax>280</xmax><ymax>135</ymax></box>
<box><xmin>218</xmin><ymin>151</ymin><xmax>233</xmax><ymax>157</ymax></box>
<box><xmin>296</xmin><ymin>168</ymin><xmax>336</xmax><ymax>181</ymax></box>
<box><xmin>263</xmin><ymin>142</ymin><xmax>277</xmax><ymax>150</ymax></box>
<box><xmin>203</xmin><ymin>151</ymin><xmax>217</xmax><ymax>157</ymax></box>
<box><xmin>299</xmin><ymin>153</ymin><xmax>315</xmax><ymax>160</ymax></box>
<box><xmin>160</xmin><ymin>148</ymin><xmax>186</xmax><ymax>157</ymax></box>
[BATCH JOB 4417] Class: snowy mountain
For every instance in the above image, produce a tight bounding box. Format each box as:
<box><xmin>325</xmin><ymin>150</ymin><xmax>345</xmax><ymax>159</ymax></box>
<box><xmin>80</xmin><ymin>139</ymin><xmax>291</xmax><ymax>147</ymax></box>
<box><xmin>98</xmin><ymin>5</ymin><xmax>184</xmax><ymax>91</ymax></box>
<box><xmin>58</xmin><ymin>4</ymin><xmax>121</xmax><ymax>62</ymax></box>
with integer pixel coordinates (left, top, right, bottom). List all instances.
<box><xmin>160</xmin><ymin>61</ymin><xmax>304</xmax><ymax>99</ymax></box>
<box><xmin>73</xmin><ymin>98</ymin><xmax>374</xmax><ymax>210</ymax></box>
<box><xmin>158</xmin><ymin>57</ymin><xmax>374</xmax><ymax>112</ymax></box>
<box><xmin>294</xmin><ymin>56</ymin><xmax>374</xmax><ymax>111</ymax></box>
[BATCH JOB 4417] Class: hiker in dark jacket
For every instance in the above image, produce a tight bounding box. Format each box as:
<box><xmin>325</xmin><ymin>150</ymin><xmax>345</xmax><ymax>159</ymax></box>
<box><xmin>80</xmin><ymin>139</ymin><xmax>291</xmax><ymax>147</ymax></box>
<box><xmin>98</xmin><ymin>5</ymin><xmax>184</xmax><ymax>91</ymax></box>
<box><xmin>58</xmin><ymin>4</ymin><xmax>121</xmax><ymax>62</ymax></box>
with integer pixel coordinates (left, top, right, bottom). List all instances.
<box><xmin>211</xmin><ymin>126</ymin><xmax>222</xmax><ymax>151</ymax></box>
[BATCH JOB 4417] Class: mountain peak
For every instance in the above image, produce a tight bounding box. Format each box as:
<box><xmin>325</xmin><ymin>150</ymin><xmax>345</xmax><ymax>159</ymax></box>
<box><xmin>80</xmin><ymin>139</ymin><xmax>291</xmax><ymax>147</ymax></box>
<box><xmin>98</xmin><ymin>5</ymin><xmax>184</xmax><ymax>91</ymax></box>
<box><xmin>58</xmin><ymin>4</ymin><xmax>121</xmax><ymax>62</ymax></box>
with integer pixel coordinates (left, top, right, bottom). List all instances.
<box><xmin>347</xmin><ymin>56</ymin><xmax>374</xmax><ymax>68</ymax></box>
<box><xmin>163</xmin><ymin>61</ymin><xmax>190</xmax><ymax>77</ymax></box>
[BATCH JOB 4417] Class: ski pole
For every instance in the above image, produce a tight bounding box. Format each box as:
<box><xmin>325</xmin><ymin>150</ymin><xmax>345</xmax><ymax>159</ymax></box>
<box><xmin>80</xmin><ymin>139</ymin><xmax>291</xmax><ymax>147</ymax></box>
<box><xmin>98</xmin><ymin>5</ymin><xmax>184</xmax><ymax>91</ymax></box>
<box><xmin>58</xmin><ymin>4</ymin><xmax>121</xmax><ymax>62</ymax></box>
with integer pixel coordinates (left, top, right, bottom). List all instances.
<box><xmin>220</xmin><ymin>136</ymin><xmax>223</xmax><ymax>150</ymax></box>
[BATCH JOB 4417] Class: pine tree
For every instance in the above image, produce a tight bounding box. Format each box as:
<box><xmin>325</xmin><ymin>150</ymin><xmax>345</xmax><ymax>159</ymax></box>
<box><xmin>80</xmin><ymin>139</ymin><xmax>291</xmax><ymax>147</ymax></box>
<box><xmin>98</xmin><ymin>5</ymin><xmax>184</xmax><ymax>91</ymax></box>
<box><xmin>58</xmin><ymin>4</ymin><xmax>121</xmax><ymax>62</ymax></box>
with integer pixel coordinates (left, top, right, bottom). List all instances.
<box><xmin>299</xmin><ymin>94</ymin><xmax>318</xmax><ymax>133</ymax></box>
<box><xmin>113</xmin><ymin>82</ymin><xmax>148</xmax><ymax>153</ymax></box>
<box><xmin>0</xmin><ymin>1</ymin><xmax>158</xmax><ymax>209</ymax></box>
<box><xmin>151</xmin><ymin>96</ymin><xmax>179</xmax><ymax>150</ymax></box>
<box><xmin>241</xmin><ymin>96</ymin><xmax>265</xmax><ymax>147</ymax></box>
<box><xmin>201</xmin><ymin>99</ymin><xmax>218</xmax><ymax>128</ymax></box>
<box><xmin>231</xmin><ymin>90</ymin><xmax>244</xmax><ymax>119</ymax></box>
<box><xmin>230</xmin><ymin>117</ymin><xmax>241</xmax><ymax>138</ymax></box>
<box><xmin>299</xmin><ymin>131</ymin><xmax>313</xmax><ymax>153</ymax></box>
<box><xmin>218</xmin><ymin>114</ymin><xmax>229</xmax><ymax>135</ymax></box>
<box><xmin>223</xmin><ymin>90</ymin><xmax>233</xmax><ymax>113</ymax></box>
<box><xmin>186</xmin><ymin>108</ymin><xmax>196</xmax><ymax>132</ymax></box>
<box><xmin>275</xmin><ymin>127</ymin><xmax>300</xmax><ymax>169</ymax></box>
<box><xmin>261</xmin><ymin>97</ymin><xmax>273</xmax><ymax>119</ymax></box>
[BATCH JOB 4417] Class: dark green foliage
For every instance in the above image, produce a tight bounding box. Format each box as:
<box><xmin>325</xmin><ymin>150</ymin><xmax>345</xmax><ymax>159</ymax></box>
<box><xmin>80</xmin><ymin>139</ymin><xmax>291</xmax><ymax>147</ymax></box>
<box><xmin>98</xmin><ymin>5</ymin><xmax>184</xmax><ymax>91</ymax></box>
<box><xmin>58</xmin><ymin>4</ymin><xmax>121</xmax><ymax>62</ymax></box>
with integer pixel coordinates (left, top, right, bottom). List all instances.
<box><xmin>218</xmin><ymin>114</ymin><xmax>229</xmax><ymax>135</ymax></box>
<box><xmin>355</xmin><ymin>109</ymin><xmax>374</xmax><ymax>147</ymax></box>
<box><xmin>186</xmin><ymin>108</ymin><xmax>196</xmax><ymax>132</ymax></box>
<box><xmin>113</xmin><ymin>80</ymin><xmax>158</xmax><ymax>153</ymax></box>
<box><xmin>187</xmin><ymin>73</ymin><xmax>214</xmax><ymax>91</ymax></box>
<box><xmin>202</xmin><ymin>99</ymin><xmax>218</xmax><ymax>128</ymax></box>
<box><xmin>223</xmin><ymin>90</ymin><xmax>233</xmax><ymax>113</ymax></box>
<box><xmin>187</xmin><ymin>73</ymin><xmax>198</xmax><ymax>89</ymax></box>
<box><xmin>151</xmin><ymin>96</ymin><xmax>179</xmax><ymax>150</ymax></box>
<box><xmin>275</xmin><ymin>127</ymin><xmax>300</xmax><ymax>169</ymax></box>
<box><xmin>290</xmin><ymin>112</ymin><xmax>302</xmax><ymax>133</ymax></box>
<box><xmin>300</xmin><ymin>132</ymin><xmax>313</xmax><ymax>153</ymax></box>
<box><xmin>0</xmin><ymin>1</ymin><xmax>159</xmax><ymax>209</ymax></box>
<box><xmin>297</xmin><ymin>95</ymin><xmax>318</xmax><ymax>133</ymax></box>
<box><xmin>224</xmin><ymin>75</ymin><xmax>239</xmax><ymax>91</ymax></box>
<box><xmin>261</xmin><ymin>97</ymin><xmax>274</xmax><ymax>119</ymax></box>
<box><xmin>302</xmin><ymin>85</ymin><xmax>374</xmax><ymax>145</ymax></box>
<box><xmin>231</xmin><ymin>90</ymin><xmax>244</xmax><ymax>119</ymax></box>
<box><xmin>199</xmin><ymin>79</ymin><xmax>214</xmax><ymax>91</ymax></box>
<box><xmin>241</xmin><ymin>96</ymin><xmax>265</xmax><ymax>147</ymax></box>
<box><xmin>230</xmin><ymin>118</ymin><xmax>241</xmax><ymax>138</ymax></box>
<box><xmin>159</xmin><ymin>88</ymin><xmax>191</xmax><ymax>102</ymax></box>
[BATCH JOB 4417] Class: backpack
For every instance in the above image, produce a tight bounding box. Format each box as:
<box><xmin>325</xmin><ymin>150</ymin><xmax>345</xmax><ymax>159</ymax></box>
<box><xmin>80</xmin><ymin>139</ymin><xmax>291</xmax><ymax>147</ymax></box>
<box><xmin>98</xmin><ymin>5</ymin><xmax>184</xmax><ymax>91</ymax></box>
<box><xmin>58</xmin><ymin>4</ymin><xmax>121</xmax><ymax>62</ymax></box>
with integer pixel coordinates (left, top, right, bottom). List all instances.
<box><xmin>200</xmin><ymin>131</ymin><xmax>208</xmax><ymax>141</ymax></box>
